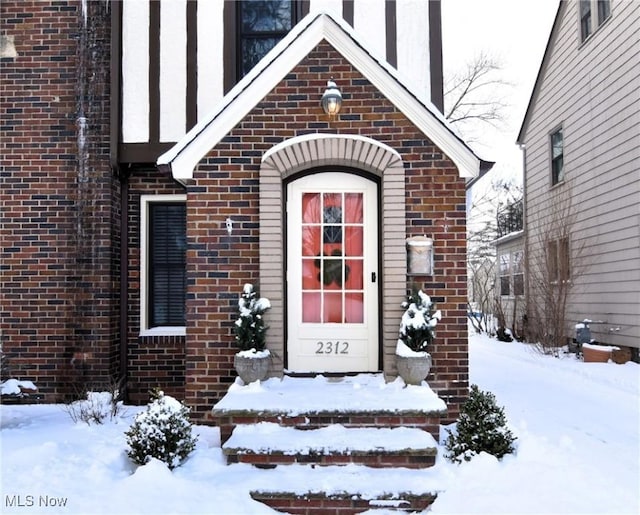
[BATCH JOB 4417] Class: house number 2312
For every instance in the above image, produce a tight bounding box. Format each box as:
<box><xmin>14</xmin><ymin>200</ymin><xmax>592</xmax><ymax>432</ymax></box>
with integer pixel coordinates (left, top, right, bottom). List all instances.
<box><xmin>315</xmin><ymin>341</ymin><xmax>349</xmax><ymax>354</ymax></box>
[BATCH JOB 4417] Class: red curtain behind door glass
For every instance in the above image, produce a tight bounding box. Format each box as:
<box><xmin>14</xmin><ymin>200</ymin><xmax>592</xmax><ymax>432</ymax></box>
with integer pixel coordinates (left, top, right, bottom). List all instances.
<box><xmin>301</xmin><ymin>191</ymin><xmax>364</xmax><ymax>323</ymax></box>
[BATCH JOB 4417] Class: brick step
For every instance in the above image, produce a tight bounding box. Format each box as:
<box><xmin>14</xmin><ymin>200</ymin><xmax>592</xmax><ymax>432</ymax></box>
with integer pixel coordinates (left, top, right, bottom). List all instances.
<box><xmin>223</xmin><ymin>422</ymin><xmax>438</xmax><ymax>468</ymax></box>
<box><xmin>250</xmin><ymin>491</ymin><xmax>437</xmax><ymax>514</ymax></box>
<box><xmin>214</xmin><ymin>409</ymin><xmax>444</xmax><ymax>443</ymax></box>
<box><xmin>246</xmin><ymin>464</ymin><xmax>441</xmax><ymax>514</ymax></box>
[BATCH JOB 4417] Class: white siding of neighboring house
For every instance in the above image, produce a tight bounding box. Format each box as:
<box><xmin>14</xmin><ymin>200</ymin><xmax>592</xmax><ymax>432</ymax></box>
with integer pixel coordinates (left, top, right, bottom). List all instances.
<box><xmin>521</xmin><ymin>1</ymin><xmax>640</xmax><ymax>348</ymax></box>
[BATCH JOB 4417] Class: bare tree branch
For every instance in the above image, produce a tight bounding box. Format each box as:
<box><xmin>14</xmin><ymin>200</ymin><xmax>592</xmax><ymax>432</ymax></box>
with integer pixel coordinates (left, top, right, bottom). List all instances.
<box><xmin>444</xmin><ymin>52</ymin><xmax>513</xmax><ymax>131</ymax></box>
<box><xmin>526</xmin><ymin>183</ymin><xmax>589</xmax><ymax>355</ymax></box>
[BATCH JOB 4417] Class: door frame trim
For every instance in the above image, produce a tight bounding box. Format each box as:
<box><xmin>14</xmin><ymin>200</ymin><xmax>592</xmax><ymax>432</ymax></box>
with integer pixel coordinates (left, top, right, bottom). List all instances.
<box><xmin>284</xmin><ymin>168</ymin><xmax>381</xmax><ymax>372</ymax></box>
<box><xmin>259</xmin><ymin>133</ymin><xmax>406</xmax><ymax>377</ymax></box>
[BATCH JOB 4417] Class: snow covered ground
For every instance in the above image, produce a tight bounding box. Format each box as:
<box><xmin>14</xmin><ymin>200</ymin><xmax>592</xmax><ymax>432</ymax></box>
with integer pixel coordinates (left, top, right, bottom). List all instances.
<box><xmin>1</xmin><ymin>333</ymin><xmax>638</xmax><ymax>514</ymax></box>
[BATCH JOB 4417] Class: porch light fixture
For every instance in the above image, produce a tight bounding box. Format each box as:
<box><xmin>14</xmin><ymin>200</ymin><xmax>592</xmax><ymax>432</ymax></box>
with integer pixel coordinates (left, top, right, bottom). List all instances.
<box><xmin>406</xmin><ymin>236</ymin><xmax>434</xmax><ymax>275</ymax></box>
<box><xmin>321</xmin><ymin>78</ymin><xmax>342</xmax><ymax>120</ymax></box>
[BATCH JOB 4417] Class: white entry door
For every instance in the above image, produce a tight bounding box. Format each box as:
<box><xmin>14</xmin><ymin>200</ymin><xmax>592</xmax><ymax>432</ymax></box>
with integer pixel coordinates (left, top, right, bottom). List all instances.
<box><xmin>287</xmin><ymin>172</ymin><xmax>379</xmax><ymax>372</ymax></box>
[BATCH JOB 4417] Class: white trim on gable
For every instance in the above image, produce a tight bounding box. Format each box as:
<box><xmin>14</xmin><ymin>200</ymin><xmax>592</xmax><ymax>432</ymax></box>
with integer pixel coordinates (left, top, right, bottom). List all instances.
<box><xmin>157</xmin><ymin>11</ymin><xmax>480</xmax><ymax>183</ymax></box>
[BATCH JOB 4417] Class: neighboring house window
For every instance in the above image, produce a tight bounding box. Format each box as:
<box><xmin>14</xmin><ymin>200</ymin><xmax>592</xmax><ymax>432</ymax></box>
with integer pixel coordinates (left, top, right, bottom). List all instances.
<box><xmin>550</xmin><ymin>128</ymin><xmax>564</xmax><ymax>185</ymax></box>
<box><xmin>237</xmin><ymin>0</ymin><xmax>296</xmax><ymax>79</ymax></box>
<box><xmin>580</xmin><ymin>0</ymin><xmax>611</xmax><ymax>42</ymax></box>
<box><xmin>500</xmin><ymin>251</ymin><xmax>525</xmax><ymax>297</ymax></box>
<box><xmin>140</xmin><ymin>195</ymin><xmax>187</xmax><ymax>335</ymax></box>
<box><xmin>580</xmin><ymin>0</ymin><xmax>592</xmax><ymax>41</ymax></box>
<box><xmin>500</xmin><ymin>254</ymin><xmax>510</xmax><ymax>296</ymax></box>
<box><xmin>513</xmin><ymin>251</ymin><xmax>525</xmax><ymax>296</ymax></box>
<box><xmin>597</xmin><ymin>0</ymin><xmax>611</xmax><ymax>25</ymax></box>
<box><xmin>547</xmin><ymin>237</ymin><xmax>570</xmax><ymax>283</ymax></box>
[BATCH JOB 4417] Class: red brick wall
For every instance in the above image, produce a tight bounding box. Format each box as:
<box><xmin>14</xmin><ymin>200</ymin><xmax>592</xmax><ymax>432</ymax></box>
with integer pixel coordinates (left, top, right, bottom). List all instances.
<box><xmin>184</xmin><ymin>41</ymin><xmax>468</xmax><ymax>421</ymax></box>
<box><xmin>125</xmin><ymin>170</ymin><xmax>186</xmax><ymax>404</ymax></box>
<box><xmin>1</xmin><ymin>1</ymin><xmax>117</xmax><ymax>399</ymax></box>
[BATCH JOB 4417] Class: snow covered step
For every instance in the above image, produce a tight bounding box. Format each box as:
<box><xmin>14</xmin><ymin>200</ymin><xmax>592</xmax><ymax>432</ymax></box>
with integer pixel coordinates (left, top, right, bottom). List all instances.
<box><xmin>211</xmin><ymin>375</ymin><xmax>446</xmax><ymax>442</ymax></box>
<box><xmin>248</xmin><ymin>463</ymin><xmax>442</xmax><ymax>513</ymax></box>
<box><xmin>214</xmin><ymin>409</ymin><xmax>443</xmax><ymax>443</ymax></box>
<box><xmin>223</xmin><ymin>422</ymin><xmax>438</xmax><ymax>469</ymax></box>
<box><xmin>251</xmin><ymin>491</ymin><xmax>437</xmax><ymax>514</ymax></box>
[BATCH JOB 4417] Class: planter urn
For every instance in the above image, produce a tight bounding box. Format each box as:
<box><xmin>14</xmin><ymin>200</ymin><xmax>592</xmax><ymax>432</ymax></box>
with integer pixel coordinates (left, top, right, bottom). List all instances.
<box><xmin>234</xmin><ymin>350</ymin><xmax>271</xmax><ymax>384</ymax></box>
<box><xmin>396</xmin><ymin>353</ymin><xmax>432</xmax><ymax>385</ymax></box>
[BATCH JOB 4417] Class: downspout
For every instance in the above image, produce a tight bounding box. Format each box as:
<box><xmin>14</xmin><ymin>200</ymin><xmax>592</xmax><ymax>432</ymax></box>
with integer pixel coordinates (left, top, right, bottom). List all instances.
<box><xmin>119</xmin><ymin>171</ymin><xmax>130</xmax><ymax>400</ymax></box>
<box><xmin>429</xmin><ymin>0</ymin><xmax>444</xmax><ymax>113</ymax></box>
<box><xmin>110</xmin><ymin>1</ymin><xmax>128</xmax><ymax>400</ymax></box>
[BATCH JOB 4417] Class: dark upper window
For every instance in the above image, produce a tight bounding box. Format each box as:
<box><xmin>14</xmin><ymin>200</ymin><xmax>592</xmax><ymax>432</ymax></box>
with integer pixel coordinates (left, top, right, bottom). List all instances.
<box><xmin>551</xmin><ymin>128</ymin><xmax>564</xmax><ymax>186</ymax></box>
<box><xmin>597</xmin><ymin>0</ymin><xmax>611</xmax><ymax>25</ymax></box>
<box><xmin>237</xmin><ymin>1</ymin><xmax>296</xmax><ymax>79</ymax></box>
<box><xmin>580</xmin><ymin>0</ymin><xmax>592</xmax><ymax>41</ymax></box>
<box><xmin>581</xmin><ymin>0</ymin><xmax>611</xmax><ymax>43</ymax></box>
<box><xmin>149</xmin><ymin>203</ymin><xmax>186</xmax><ymax>327</ymax></box>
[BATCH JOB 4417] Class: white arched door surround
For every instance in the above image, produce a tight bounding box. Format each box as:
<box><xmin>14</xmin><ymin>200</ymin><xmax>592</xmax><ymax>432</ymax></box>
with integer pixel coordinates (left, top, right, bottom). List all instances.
<box><xmin>259</xmin><ymin>134</ymin><xmax>406</xmax><ymax>375</ymax></box>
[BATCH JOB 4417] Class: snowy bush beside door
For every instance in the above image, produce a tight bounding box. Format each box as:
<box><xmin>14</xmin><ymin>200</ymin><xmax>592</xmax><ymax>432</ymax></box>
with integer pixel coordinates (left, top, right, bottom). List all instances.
<box><xmin>234</xmin><ymin>283</ymin><xmax>271</xmax><ymax>354</ymax></box>
<box><xmin>396</xmin><ymin>289</ymin><xmax>441</xmax><ymax>355</ymax></box>
<box><xmin>395</xmin><ymin>289</ymin><xmax>441</xmax><ymax>385</ymax></box>
<box><xmin>125</xmin><ymin>389</ymin><xmax>197</xmax><ymax>470</ymax></box>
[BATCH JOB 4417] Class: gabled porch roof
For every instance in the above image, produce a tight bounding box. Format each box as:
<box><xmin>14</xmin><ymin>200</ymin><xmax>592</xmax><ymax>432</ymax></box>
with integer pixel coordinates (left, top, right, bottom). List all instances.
<box><xmin>157</xmin><ymin>11</ymin><xmax>482</xmax><ymax>183</ymax></box>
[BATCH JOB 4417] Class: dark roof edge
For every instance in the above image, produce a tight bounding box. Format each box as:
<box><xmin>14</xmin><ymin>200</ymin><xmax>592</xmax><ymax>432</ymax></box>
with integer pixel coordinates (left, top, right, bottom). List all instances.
<box><xmin>465</xmin><ymin>159</ymin><xmax>495</xmax><ymax>190</ymax></box>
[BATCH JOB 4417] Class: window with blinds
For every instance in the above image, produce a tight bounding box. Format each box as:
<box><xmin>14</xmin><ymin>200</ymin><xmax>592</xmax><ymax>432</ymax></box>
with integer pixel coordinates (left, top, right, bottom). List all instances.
<box><xmin>149</xmin><ymin>203</ymin><xmax>186</xmax><ymax>327</ymax></box>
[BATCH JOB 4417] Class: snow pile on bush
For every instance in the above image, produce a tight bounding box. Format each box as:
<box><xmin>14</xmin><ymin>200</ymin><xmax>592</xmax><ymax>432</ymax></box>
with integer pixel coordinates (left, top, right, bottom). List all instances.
<box><xmin>444</xmin><ymin>384</ymin><xmax>517</xmax><ymax>463</ymax></box>
<box><xmin>234</xmin><ymin>283</ymin><xmax>271</xmax><ymax>353</ymax></box>
<box><xmin>1</xmin><ymin>378</ymin><xmax>37</xmax><ymax>396</ymax></box>
<box><xmin>125</xmin><ymin>389</ymin><xmax>197</xmax><ymax>470</ymax></box>
<box><xmin>397</xmin><ymin>289</ymin><xmax>441</xmax><ymax>354</ymax></box>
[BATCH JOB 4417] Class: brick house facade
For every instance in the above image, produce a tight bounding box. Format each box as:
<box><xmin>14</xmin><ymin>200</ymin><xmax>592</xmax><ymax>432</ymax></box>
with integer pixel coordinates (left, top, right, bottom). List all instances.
<box><xmin>2</xmin><ymin>1</ymin><xmax>481</xmax><ymax>422</ymax></box>
<box><xmin>2</xmin><ymin>1</ymin><xmax>118</xmax><ymax>398</ymax></box>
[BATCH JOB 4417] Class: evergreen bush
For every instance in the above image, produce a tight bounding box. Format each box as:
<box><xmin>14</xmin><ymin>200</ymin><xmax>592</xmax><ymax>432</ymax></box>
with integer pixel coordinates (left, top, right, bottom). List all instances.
<box><xmin>398</xmin><ymin>289</ymin><xmax>441</xmax><ymax>353</ymax></box>
<box><xmin>125</xmin><ymin>389</ymin><xmax>197</xmax><ymax>470</ymax></box>
<box><xmin>444</xmin><ymin>384</ymin><xmax>517</xmax><ymax>463</ymax></box>
<box><xmin>234</xmin><ymin>283</ymin><xmax>271</xmax><ymax>352</ymax></box>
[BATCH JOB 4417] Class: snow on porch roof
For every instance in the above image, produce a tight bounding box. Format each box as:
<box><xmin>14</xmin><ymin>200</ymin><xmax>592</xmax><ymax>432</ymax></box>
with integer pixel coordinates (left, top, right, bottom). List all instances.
<box><xmin>157</xmin><ymin>11</ymin><xmax>482</xmax><ymax>183</ymax></box>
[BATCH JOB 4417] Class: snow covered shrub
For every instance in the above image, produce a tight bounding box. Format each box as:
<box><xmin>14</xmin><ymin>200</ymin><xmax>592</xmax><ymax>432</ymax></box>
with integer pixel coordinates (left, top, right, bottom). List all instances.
<box><xmin>398</xmin><ymin>289</ymin><xmax>441</xmax><ymax>353</ymax></box>
<box><xmin>234</xmin><ymin>283</ymin><xmax>271</xmax><ymax>352</ymax></box>
<box><xmin>64</xmin><ymin>390</ymin><xmax>123</xmax><ymax>425</ymax></box>
<box><xmin>125</xmin><ymin>389</ymin><xmax>197</xmax><ymax>470</ymax></box>
<box><xmin>444</xmin><ymin>384</ymin><xmax>516</xmax><ymax>463</ymax></box>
